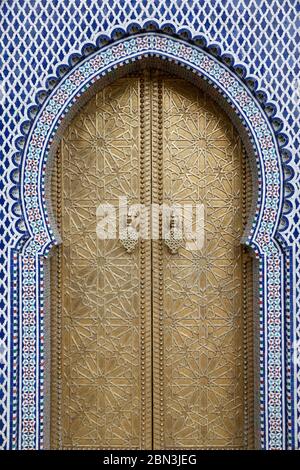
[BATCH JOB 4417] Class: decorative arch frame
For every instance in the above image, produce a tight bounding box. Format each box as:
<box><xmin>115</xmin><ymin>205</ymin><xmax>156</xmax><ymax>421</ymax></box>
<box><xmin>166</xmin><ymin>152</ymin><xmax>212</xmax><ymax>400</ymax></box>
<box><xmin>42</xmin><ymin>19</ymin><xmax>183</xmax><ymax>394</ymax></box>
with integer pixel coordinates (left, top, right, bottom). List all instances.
<box><xmin>8</xmin><ymin>29</ymin><xmax>294</xmax><ymax>449</ymax></box>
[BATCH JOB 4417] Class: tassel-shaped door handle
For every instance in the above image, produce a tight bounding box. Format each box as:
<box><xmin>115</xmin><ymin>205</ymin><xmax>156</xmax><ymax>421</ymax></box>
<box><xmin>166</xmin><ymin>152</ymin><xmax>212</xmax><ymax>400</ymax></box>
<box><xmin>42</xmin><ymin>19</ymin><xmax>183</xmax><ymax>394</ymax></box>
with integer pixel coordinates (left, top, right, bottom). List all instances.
<box><xmin>120</xmin><ymin>211</ymin><xmax>139</xmax><ymax>253</ymax></box>
<box><xmin>164</xmin><ymin>211</ymin><xmax>182</xmax><ymax>254</ymax></box>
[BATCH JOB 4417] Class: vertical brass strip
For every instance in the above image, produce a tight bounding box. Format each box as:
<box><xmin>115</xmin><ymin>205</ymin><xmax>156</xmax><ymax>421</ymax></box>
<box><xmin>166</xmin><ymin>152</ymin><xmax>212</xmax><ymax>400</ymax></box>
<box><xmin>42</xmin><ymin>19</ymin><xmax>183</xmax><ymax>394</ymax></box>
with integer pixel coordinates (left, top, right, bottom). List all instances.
<box><xmin>242</xmin><ymin>145</ymin><xmax>254</xmax><ymax>449</ymax></box>
<box><xmin>139</xmin><ymin>73</ymin><xmax>153</xmax><ymax>449</ymax></box>
<box><xmin>245</xmin><ymin>254</ymin><xmax>254</xmax><ymax>448</ymax></box>
<box><xmin>50</xmin><ymin>148</ymin><xmax>62</xmax><ymax>449</ymax></box>
<box><xmin>151</xmin><ymin>76</ymin><xmax>164</xmax><ymax>449</ymax></box>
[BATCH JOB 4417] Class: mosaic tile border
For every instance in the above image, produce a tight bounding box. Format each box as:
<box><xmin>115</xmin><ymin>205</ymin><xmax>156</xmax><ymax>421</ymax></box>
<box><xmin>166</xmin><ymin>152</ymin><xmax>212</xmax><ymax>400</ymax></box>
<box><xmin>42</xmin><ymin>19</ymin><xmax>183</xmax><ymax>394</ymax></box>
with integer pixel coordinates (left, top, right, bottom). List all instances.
<box><xmin>7</xmin><ymin>28</ymin><xmax>293</xmax><ymax>449</ymax></box>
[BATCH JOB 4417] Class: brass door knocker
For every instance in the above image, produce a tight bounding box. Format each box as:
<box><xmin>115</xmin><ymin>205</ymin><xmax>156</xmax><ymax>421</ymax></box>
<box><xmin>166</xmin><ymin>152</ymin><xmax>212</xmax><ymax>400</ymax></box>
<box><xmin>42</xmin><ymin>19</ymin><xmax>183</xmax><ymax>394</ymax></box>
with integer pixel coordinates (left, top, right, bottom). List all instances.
<box><xmin>164</xmin><ymin>211</ymin><xmax>183</xmax><ymax>254</ymax></box>
<box><xmin>120</xmin><ymin>211</ymin><xmax>139</xmax><ymax>253</ymax></box>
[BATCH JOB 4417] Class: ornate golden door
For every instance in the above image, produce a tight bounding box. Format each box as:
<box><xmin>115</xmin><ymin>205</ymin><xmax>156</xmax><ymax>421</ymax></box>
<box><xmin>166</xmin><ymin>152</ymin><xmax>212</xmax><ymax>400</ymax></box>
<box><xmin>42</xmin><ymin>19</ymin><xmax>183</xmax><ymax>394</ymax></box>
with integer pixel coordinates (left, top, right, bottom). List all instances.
<box><xmin>50</xmin><ymin>70</ymin><xmax>254</xmax><ymax>449</ymax></box>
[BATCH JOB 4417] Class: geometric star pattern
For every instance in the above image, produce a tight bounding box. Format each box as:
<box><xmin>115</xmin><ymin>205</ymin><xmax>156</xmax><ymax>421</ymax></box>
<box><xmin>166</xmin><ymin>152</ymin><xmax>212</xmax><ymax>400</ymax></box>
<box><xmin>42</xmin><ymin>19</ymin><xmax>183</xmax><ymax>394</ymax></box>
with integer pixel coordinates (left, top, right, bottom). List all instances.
<box><xmin>162</xmin><ymin>79</ymin><xmax>253</xmax><ymax>448</ymax></box>
<box><xmin>51</xmin><ymin>72</ymin><xmax>253</xmax><ymax>449</ymax></box>
<box><xmin>51</xmin><ymin>78</ymin><xmax>143</xmax><ymax>449</ymax></box>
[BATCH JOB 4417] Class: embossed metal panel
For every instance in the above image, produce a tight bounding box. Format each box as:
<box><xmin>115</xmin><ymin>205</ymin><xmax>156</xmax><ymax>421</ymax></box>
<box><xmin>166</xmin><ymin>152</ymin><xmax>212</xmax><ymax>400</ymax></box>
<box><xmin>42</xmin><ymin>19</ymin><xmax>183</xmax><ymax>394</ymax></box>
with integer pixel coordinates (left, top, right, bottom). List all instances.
<box><xmin>51</xmin><ymin>77</ymin><xmax>153</xmax><ymax>449</ymax></box>
<box><xmin>152</xmin><ymin>77</ymin><xmax>253</xmax><ymax>449</ymax></box>
<box><xmin>51</xmin><ymin>71</ymin><xmax>253</xmax><ymax>449</ymax></box>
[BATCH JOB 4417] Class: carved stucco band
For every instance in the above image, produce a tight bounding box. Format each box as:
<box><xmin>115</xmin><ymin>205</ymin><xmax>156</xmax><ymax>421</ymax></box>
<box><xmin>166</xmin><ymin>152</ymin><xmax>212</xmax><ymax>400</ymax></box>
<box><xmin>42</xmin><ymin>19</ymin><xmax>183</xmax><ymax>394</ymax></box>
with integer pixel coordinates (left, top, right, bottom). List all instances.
<box><xmin>9</xmin><ymin>32</ymin><xmax>287</xmax><ymax>449</ymax></box>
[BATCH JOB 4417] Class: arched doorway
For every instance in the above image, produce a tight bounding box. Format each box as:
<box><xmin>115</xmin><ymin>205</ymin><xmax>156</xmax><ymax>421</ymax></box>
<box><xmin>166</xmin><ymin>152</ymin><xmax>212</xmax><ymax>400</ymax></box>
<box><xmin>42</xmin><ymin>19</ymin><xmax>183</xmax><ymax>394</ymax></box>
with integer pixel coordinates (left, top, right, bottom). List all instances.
<box><xmin>50</xmin><ymin>69</ymin><xmax>254</xmax><ymax>449</ymax></box>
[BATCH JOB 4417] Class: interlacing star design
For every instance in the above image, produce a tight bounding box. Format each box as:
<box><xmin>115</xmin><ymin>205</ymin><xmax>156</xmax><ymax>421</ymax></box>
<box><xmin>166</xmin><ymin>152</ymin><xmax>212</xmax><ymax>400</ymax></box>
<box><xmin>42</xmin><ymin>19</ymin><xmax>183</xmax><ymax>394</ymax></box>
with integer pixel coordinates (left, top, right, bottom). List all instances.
<box><xmin>59</xmin><ymin>78</ymin><xmax>141</xmax><ymax>448</ymax></box>
<box><xmin>163</xmin><ymin>80</ymin><xmax>247</xmax><ymax>448</ymax></box>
